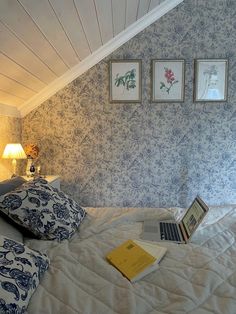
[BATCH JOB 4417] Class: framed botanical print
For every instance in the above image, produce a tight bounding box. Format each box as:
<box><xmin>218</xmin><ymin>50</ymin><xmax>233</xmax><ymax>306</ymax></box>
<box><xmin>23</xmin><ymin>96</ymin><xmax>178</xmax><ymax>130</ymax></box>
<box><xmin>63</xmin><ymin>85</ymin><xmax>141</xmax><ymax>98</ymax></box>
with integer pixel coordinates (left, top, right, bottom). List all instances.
<box><xmin>194</xmin><ymin>59</ymin><xmax>228</xmax><ymax>102</ymax></box>
<box><xmin>109</xmin><ymin>60</ymin><xmax>142</xmax><ymax>103</ymax></box>
<box><xmin>152</xmin><ymin>60</ymin><xmax>185</xmax><ymax>102</ymax></box>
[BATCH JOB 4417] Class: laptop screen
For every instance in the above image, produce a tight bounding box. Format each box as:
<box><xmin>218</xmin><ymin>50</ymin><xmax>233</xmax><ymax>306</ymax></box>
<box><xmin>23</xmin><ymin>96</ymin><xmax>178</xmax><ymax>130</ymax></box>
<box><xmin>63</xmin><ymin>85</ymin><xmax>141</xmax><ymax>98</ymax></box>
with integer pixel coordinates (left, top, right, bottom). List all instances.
<box><xmin>182</xmin><ymin>197</ymin><xmax>207</xmax><ymax>238</ymax></box>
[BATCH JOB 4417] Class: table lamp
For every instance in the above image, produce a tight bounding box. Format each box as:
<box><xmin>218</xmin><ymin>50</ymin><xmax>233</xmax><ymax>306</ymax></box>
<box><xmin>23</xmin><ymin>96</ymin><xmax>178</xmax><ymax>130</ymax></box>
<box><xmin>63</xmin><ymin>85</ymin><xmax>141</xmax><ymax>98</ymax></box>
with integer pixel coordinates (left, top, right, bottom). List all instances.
<box><xmin>2</xmin><ymin>143</ymin><xmax>27</xmax><ymax>176</ymax></box>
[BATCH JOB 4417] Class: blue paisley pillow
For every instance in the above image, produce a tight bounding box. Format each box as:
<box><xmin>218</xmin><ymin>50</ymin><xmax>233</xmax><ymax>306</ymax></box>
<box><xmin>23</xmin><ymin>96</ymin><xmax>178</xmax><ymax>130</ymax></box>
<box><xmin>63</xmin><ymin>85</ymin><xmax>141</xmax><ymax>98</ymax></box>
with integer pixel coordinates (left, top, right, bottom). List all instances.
<box><xmin>0</xmin><ymin>178</ymin><xmax>86</xmax><ymax>241</ymax></box>
<box><xmin>0</xmin><ymin>235</ymin><xmax>49</xmax><ymax>314</ymax></box>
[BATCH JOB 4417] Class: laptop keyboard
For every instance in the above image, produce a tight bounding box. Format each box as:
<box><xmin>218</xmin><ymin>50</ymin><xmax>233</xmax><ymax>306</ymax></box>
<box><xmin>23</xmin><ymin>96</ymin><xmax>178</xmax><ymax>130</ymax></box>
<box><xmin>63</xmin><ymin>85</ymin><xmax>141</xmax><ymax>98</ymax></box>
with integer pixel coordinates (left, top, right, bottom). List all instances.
<box><xmin>160</xmin><ymin>222</ymin><xmax>181</xmax><ymax>242</ymax></box>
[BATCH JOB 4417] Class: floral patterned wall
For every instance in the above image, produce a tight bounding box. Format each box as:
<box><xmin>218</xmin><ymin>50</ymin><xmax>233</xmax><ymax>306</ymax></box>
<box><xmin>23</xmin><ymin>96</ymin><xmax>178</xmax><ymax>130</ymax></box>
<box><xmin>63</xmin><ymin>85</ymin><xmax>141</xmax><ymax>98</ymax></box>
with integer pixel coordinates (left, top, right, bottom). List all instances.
<box><xmin>0</xmin><ymin>116</ymin><xmax>22</xmax><ymax>180</ymax></box>
<box><xmin>22</xmin><ymin>0</ymin><xmax>236</xmax><ymax>208</ymax></box>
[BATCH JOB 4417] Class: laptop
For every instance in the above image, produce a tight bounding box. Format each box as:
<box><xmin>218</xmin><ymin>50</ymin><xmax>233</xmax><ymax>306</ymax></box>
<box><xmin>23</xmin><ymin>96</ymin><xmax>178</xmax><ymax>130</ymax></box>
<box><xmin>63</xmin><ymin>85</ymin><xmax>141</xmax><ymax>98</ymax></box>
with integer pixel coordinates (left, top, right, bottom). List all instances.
<box><xmin>141</xmin><ymin>196</ymin><xmax>209</xmax><ymax>244</ymax></box>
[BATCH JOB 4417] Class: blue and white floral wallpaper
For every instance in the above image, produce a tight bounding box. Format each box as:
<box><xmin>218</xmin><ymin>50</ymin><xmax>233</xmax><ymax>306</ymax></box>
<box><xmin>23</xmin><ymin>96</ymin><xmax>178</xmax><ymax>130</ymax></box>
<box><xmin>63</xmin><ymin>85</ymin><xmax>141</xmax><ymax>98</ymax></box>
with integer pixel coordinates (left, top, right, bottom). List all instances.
<box><xmin>0</xmin><ymin>116</ymin><xmax>22</xmax><ymax>180</ymax></box>
<box><xmin>22</xmin><ymin>0</ymin><xmax>236</xmax><ymax>208</ymax></box>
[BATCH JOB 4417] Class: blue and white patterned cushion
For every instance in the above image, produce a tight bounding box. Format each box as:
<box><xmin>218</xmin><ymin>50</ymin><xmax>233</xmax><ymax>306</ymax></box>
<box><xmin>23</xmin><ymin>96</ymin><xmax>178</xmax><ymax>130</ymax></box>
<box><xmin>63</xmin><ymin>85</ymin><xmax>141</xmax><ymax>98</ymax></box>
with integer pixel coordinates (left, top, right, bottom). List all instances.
<box><xmin>0</xmin><ymin>235</ymin><xmax>49</xmax><ymax>314</ymax></box>
<box><xmin>0</xmin><ymin>178</ymin><xmax>86</xmax><ymax>241</ymax></box>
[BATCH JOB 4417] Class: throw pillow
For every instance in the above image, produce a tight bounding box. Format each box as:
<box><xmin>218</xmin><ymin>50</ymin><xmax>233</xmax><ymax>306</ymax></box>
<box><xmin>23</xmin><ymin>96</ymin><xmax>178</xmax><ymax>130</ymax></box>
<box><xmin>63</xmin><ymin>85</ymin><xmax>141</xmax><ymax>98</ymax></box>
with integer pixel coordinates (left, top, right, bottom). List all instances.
<box><xmin>0</xmin><ymin>178</ymin><xmax>86</xmax><ymax>241</ymax></box>
<box><xmin>0</xmin><ymin>235</ymin><xmax>49</xmax><ymax>313</ymax></box>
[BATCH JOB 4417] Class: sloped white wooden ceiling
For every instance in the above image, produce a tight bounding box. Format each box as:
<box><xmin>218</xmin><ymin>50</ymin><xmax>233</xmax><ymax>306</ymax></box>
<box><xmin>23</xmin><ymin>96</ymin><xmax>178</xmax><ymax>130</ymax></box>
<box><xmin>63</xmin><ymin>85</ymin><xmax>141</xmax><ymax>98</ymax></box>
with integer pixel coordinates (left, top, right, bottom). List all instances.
<box><xmin>0</xmin><ymin>0</ymin><xmax>183</xmax><ymax>117</ymax></box>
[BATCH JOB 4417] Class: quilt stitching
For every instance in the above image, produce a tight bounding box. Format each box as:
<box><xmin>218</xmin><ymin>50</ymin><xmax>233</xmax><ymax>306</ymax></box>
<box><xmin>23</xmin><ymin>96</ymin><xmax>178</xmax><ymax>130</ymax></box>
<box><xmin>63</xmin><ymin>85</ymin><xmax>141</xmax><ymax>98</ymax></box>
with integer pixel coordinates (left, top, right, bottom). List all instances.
<box><xmin>188</xmin><ymin>269</ymin><xmax>236</xmax><ymax>313</ymax></box>
<box><xmin>47</xmin><ymin>263</ymin><xmax>122</xmax><ymax>314</ymax></box>
<box><xmin>27</xmin><ymin>206</ymin><xmax>236</xmax><ymax>314</ymax></box>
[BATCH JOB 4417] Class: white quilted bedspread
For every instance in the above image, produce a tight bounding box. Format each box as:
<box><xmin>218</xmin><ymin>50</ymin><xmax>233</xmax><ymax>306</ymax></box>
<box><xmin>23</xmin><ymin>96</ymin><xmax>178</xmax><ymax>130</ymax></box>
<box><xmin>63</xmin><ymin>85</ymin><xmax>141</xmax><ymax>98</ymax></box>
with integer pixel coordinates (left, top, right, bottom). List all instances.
<box><xmin>25</xmin><ymin>205</ymin><xmax>236</xmax><ymax>314</ymax></box>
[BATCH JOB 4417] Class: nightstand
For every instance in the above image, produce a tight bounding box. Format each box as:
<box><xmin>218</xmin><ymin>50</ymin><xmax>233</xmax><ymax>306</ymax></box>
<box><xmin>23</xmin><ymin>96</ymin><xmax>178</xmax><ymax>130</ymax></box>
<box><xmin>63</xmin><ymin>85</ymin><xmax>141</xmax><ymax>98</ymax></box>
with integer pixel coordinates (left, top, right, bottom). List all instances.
<box><xmin>22</xmin><ymin>175</ymin><xmax>61</xmax><ymax>189</ymax></box>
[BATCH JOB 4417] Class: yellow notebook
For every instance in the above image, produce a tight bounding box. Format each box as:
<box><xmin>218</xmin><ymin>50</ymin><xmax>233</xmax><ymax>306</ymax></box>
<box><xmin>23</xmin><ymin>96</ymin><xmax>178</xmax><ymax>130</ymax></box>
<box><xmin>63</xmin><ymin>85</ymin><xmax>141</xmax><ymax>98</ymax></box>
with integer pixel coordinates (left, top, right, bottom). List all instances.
<box><xmin>106</xmin><ymin>239</ymin><xmax>166</xmax><ymax>282</ymax></box>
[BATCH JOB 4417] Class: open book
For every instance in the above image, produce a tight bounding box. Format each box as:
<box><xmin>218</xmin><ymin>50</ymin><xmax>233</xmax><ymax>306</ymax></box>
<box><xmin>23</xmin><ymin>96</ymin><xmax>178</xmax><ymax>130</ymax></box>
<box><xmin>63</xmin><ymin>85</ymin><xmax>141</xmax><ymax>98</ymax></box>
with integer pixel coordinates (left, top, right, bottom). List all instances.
<box><xmin>106</xmin><ymin>239</ymin><xmax>167</xmax><ymax>282</ymax></box>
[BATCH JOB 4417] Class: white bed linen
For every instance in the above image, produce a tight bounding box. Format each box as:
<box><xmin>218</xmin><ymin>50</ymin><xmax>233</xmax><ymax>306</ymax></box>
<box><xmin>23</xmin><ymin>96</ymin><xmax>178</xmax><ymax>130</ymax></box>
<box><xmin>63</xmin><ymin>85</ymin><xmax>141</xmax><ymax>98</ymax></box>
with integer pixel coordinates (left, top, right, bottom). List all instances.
<box><xmin>25</xmin><ymin>205</ymin><xmax>236</xmax><ymax>314</ymax></box>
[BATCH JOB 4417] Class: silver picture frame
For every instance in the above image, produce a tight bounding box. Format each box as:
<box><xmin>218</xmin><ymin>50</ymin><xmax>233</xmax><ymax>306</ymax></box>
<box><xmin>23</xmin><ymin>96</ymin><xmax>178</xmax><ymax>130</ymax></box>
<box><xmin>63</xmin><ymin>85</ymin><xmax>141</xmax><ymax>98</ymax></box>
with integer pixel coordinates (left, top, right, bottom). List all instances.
<box><xmin>152</xmin><ymin>59</ymin><xmax>185</xmax><ymax>103</ymax></box>
<box><xmin>109</xmin><ymin>60</ymin><xmax>142</xmax><ymax>103</ymax></box>
<box><xmin>194</xmin><ymin>59</ymin><xmax>228</xmax><ymax>102</ymax></box>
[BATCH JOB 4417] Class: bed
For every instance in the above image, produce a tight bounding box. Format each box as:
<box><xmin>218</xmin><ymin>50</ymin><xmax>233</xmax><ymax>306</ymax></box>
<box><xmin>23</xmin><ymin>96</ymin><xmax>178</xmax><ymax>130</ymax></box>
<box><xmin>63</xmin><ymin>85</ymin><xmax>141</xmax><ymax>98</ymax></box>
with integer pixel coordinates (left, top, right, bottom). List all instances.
<box><xmin>1</xmin><ymin>178</ymin><xmax>236</xmax><ymax>314</ymax></box>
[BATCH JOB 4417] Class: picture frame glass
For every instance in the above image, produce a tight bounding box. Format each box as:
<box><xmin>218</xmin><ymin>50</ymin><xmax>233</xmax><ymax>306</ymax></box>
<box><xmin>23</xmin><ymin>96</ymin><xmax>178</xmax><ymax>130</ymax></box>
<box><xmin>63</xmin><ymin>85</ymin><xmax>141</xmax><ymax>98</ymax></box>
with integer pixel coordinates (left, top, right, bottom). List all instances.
<box><xmin>195</xmin><ymin>60</ymin><xmax>227</xmax><ymax>101</ymax></box>
<box><xmin>110</xmin><ymin>61</ymin><xmax>141</xmax><ymax>102</ymax></box>
<box><xmin>152</xmin><ymin>60</ymin><xmax>184</xmax><ymax>102</ymax></box>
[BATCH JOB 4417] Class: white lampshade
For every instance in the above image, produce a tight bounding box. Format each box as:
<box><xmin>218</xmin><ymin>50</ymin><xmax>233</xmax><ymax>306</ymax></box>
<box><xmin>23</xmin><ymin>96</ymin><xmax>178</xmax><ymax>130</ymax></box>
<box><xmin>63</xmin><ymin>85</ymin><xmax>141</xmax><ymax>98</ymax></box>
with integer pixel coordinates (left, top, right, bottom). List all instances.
<box><xmin>2</xmin><ymin>143</ymin><xmax>27</xmax><ymax>159</ymax></box>
<box><xmin>2</xmin><ymin>143</ymin><xmax>27</xmax><ymax>176</ymax></box>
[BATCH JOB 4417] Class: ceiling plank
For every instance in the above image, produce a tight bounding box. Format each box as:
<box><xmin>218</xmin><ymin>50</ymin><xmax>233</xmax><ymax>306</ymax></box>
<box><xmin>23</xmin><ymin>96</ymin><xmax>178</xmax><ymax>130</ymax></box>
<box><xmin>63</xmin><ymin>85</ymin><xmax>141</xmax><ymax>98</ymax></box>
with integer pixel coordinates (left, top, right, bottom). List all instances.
<box><xmin>49</xmin><ymin>0</ymin><xmax>90</xmax><ymax>60</ymax></box>
<box><xmin>19</xmin><ymin>0</ymin><xmax>79</xmax><ymax>68</ymax></box>
<box><xmin>0</xmin><ymin>22</ymin><xmax>56</xmax><ymax>84</ymax></box>
<box><xmin>0</xmin><ymin>0</ymin><xmax>183</xmax><ymax>117</ymax></box>
<box><xmin>0</xmin><ymin>0</ymin><xmax>68</xmax><ymax>77</ymax></box>
<box><xmin>0</xmin><ymin>74</ymin><xmax>36</xmax><ymax>99</ymax></box>
<box><xmin>112</xmin><ymin>0</ymin><xmax>126</xmax><ymax>36</ymax></box>
<box><xmin>149</xmin><ymin>0</ymin><xmax>161</xmax><ymax>11</ymax></box>
<box><xmin>0</xmin><ymin>53</ymin><xmax>46</xmax><ymax>92</ymax></box>
<box><xmin>137</xmin><ymin>0</ymin><xmax>151</xmax><ymax>19</ymax></box>
<box><xmin>0</xmin><ymin>90</ymin><xmax>24</xmax><ymax>107</ymax></box>
<box><xmin>74</xmin><ymin>0</ymin><xmax>102</xmax><ymax>52</ymax></box>
<box><xmin>126</xmin><ymin>0</ymin><xmax>139</xmax><ymax>27</ymax></box>
<box><xmin>94</xmin><ymin>0</ymin><xmax>113</xmax><ymax>44</ymax></box>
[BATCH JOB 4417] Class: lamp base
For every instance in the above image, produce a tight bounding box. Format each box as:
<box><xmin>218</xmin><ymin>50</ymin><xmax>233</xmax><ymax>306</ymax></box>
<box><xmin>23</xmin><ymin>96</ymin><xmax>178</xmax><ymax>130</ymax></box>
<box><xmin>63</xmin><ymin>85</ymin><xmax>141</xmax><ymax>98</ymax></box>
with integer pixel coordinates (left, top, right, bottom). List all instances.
<box><xmin>12</xmin><ymin>159</ymin><xmax>16</xmax><ymax>176</ymax></box>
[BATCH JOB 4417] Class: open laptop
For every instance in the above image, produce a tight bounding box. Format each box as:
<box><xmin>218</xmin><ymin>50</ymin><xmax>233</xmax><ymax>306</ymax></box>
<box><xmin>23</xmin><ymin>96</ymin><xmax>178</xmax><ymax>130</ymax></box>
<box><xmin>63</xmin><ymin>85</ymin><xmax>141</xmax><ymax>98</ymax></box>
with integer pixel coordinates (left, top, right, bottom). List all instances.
<box><xmin>141</xmin><ymin>196</ymin><xmax>209</xmax><ymax>244</ymax></box>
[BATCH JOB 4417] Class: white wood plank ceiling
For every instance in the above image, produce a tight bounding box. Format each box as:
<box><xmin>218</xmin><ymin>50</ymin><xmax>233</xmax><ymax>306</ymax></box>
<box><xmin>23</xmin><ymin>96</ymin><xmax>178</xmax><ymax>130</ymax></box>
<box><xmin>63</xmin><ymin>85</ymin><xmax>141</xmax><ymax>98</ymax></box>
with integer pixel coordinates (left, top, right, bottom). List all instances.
<box><xmin>0</xmin><ymin>0</ymin><xmax>183</xmax><ymax>117</ymax></box>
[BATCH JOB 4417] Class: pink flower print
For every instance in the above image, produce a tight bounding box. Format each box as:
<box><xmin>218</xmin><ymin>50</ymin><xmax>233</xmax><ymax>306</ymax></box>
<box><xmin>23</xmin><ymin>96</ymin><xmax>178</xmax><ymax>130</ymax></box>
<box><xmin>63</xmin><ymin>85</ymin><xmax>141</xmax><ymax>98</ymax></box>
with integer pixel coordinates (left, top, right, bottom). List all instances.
<box><xmin>160</xmin><ymin>67</ymin><xmax>179</xmax><ymax>94</ymax></box>
<box><xmin>165</xmin><ymin>69</ymin><xmax>175</xmax><ymax>83</ymax></box>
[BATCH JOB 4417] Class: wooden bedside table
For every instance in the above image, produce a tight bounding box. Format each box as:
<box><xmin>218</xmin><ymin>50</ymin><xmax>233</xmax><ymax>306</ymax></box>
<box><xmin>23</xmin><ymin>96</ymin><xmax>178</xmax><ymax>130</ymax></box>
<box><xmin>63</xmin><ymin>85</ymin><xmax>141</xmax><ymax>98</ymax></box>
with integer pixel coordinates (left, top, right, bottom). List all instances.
<box><xmin>22</xmin><ymin>175</ymin><xmax>61</xmax><ymax>189</ymax></box>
